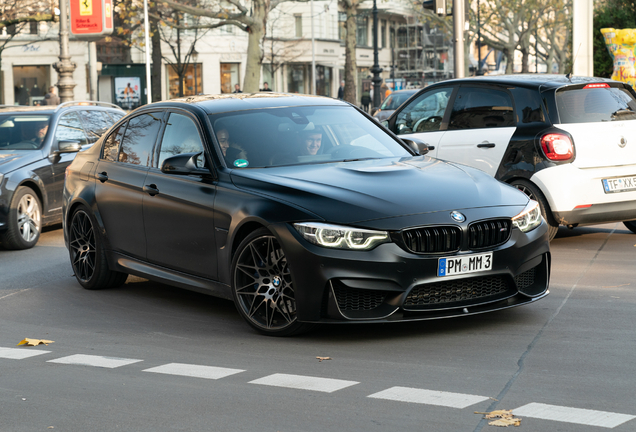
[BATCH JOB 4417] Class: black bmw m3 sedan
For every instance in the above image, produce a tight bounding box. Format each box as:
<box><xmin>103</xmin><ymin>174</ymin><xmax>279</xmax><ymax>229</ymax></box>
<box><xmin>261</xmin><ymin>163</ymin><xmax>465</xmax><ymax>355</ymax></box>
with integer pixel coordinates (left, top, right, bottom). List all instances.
<box><xmin>63</xmin><ymin>93</ymin><xmax>550</xmax><ymax>336</ymax></box>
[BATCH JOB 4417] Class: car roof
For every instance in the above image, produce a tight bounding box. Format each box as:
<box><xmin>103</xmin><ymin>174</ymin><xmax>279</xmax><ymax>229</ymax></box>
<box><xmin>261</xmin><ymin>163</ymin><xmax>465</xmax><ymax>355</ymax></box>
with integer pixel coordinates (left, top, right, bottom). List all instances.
<box><xmin>432</xmin><ymin>74</ymin><xmax>616</xmax><ymax>90</ymax></box>
<box><xmin>144</xmin><ymin>93</ymin><xmax>350</xmax><ymax>115</ymax></box>
<box><xmin>0</xmin><ymin>101</ymin><xmax>124</xmax><ymax>115</ymax></box>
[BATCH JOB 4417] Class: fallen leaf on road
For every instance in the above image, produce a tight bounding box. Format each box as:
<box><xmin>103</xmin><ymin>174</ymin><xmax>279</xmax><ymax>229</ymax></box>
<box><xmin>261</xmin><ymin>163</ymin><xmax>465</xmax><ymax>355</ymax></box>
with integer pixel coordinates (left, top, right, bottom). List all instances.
<box><xmin>316</xmin><ymin>356</ymin><xmax>332</xmax><ymax>362</ymax></box>
<box><xmin>17</xmin><ymin>338</ymin><xmax>54</xmax><ymax>346</ymax></box>
<box><xmin>475</xmin><ymin>409</ymin><xmax>521</xmax><ymax>427</ymax></box>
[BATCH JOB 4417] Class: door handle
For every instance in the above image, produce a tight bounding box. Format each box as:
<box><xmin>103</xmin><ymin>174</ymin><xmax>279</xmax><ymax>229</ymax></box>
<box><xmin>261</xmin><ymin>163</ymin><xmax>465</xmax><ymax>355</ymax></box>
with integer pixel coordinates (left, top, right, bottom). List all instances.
<box><xmin>97</xmin><ymin>172</ymin><xmax>108</xmax><ymax>182</ymax></box>
<box><xmin>477</xmin><ymin>142</ymin><xmax>496</xmax><ymax>148</ymax></box>
<box><xmin>143</xmin><ymin>184</ymin><xmax>159</xmax><ymax>196</ymax></box>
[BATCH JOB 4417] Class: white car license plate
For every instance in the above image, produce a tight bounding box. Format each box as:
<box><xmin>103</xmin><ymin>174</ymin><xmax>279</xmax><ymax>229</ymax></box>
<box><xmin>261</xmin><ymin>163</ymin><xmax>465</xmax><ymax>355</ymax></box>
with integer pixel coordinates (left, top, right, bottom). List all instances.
<box><xmin>602</xmin><ymin>175</ymin><xmax>636</xmax><ymax>193</ymax></box>
<box><xmin>437</xmin><ymin>253</ymin><xmax>493</xmax><ymax>277</ymax></box>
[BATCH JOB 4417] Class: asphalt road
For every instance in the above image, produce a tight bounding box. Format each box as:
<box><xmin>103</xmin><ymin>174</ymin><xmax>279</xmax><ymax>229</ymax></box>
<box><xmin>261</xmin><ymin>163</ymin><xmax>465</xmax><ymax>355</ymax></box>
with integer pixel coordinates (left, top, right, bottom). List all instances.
<box><xmin>1</xmin><ymin>223</ymin><xmax>635</xmax><ymax>431</ymax></box>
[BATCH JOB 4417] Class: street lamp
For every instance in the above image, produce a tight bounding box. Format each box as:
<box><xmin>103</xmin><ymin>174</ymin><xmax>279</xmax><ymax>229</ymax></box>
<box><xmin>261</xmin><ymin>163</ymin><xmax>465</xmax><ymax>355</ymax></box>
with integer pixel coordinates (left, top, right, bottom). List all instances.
<box><xmin>371</xmin><ymin>0</ymin><xmax>383</xmax><ymax>112</ymax></box>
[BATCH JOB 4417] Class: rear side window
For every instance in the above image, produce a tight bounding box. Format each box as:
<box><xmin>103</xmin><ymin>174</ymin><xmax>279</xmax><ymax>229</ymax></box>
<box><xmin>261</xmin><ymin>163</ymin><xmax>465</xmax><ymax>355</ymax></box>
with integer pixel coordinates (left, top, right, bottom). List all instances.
<box><xmin>102</xmin><ymin>123</ymin><xmax>126</xmax><ymax>162</ymax></box>
<box><xmin>448</xmin><ymin>87</ymin><xmax>515</xmax><ymax>130</ymax></box>
<box><xmin>556</xmin><ymin>86</ymin><xmax>636</xmax><ymax>123</ymax></box>
<box><xmin>118</xmin><ymin>113</ymin><xmax>162</xmax><ymax>166</ymax></box>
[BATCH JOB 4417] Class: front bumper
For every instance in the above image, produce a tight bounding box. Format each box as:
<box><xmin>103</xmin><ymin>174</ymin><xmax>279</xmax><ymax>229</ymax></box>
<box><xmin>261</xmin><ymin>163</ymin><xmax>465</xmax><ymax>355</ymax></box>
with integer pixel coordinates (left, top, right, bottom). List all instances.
<box><xmin>272</xmin><ymin>220</ymin><xmax>551</xmax><ymax>323</ymax></box>
<box><xmin>531</xmin><ymin>164</ymin><xmax>636</xmax><ymax>225</ymax></box>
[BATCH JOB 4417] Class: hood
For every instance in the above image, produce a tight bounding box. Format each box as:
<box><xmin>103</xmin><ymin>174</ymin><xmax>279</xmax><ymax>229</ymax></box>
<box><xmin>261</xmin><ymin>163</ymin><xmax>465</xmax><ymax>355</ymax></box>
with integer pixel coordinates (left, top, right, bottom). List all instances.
<box><xmin>230</xmin><ymin>156</ymin><xmax>528</xmax><ymax>226</ymax></box>
<box><xmin>0</xmin><ymin>150</ymin><xmax>44</xmax><ymax>173</ymax></box>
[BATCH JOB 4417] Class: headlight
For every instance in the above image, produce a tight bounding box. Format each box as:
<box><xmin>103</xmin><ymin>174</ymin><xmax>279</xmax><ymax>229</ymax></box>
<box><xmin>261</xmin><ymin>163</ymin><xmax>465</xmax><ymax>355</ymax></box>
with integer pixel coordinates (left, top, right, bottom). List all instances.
<box><xmin>293</xmin><ymin>222</ymin><xmax>390</xmax><ymax>250</ymax></box>
<box><xmin>512</xmin><ymin>200</ymin><xmax>542</xmax><ymax>233</ymax></box>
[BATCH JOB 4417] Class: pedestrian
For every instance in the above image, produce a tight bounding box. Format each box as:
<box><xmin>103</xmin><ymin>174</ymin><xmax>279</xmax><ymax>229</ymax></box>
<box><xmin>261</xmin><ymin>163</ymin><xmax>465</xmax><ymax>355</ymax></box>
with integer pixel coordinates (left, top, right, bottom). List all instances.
<box><xmin>384</xmin><ymin>82</ymin><xmax>393</xmax><ymax>99</ymax></box>
<box><xmin>337</xmin><ymin>81</ymin><xmax>344</xmax><ymax>100</ymax></box>
<box><xmin>233</xmin><ymin>83</ymin><xmax>242</xmax><ymax>93</ymax></box>
<box><xmin>361</xmin><ymin>90</ymin><xmax>370</xmax><ymax>112</ymax></box>
<box><xmin>260</xmin><ymin>82</ymin><xmax>272</xmax><ymax>91</ymax></box>
<box><xmin>42</xmin><ymin>86</ymin><xmax>60</xmax><ymax>106</ymax></box>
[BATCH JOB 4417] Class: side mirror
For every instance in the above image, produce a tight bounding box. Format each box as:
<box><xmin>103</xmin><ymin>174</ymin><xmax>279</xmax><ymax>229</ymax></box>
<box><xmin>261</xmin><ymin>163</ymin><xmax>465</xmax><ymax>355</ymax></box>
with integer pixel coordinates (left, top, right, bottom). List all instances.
<box><xmin>401</xmin><ymin>137</ymin><xmax>430</xmax><ymax>155</ymax></box>
<box><xmin>161</xmin><ymin>152</ymin><xmax>210</xmax><ymax>176</ymax></box>
<box><xmin>56</xmin><ymin>140</ymin><xmax>82</xmax><ymax>153</ymax></box>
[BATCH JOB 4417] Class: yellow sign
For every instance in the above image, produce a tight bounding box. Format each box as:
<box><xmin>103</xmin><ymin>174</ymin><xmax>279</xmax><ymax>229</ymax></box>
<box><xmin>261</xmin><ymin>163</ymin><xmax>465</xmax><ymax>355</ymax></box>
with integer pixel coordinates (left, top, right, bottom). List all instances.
<box><xmin>80</xmin><ymin>0</ymin><xmax>93</xmax><ymax>16</ymax></box>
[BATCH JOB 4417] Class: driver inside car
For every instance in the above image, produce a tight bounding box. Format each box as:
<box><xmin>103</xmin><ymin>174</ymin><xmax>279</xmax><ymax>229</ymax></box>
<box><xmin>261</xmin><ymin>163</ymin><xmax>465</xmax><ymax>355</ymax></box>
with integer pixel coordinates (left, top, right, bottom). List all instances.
<box><xmin>21</xmin><ymin>121</ymin><xmax>48</xmax><ymax>146</ymax></box>
<box><xmin>300</xmin><ymin>129</ymin><xmax>322</xmax><ymax>155</ymax></box>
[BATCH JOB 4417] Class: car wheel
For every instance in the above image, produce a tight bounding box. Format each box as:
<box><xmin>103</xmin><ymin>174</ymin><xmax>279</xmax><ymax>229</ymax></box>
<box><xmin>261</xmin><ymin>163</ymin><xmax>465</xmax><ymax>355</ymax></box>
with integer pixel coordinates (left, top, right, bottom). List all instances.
<box><xmin>231</xmin><ymin>228</ymin><xmax>312</xmax><ymax>336</ymax></box>
<box><xmin>510</xmin><ymin>179</ymin><xmax>559</xmax><ymax>241</ymax></box>
<box><xmin>68</xmin><ymin>206</ymin><xmax>128</xmax><ymax>290</ymax></box>
<box><xmin>0</xmin><ymin>186</ymin><xmax>41</xmax><ymax>250</ymax></box>
<box><xmin>623</xmin><ymin>221</ymin><xmax>636</xmax><ymax>233</ymax></box>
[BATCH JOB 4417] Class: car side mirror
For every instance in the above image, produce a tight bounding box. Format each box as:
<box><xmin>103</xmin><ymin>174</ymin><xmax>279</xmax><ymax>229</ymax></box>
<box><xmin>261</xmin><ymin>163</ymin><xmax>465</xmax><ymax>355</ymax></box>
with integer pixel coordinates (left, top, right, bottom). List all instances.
<box><xmin>401</xmin><ymin>138</ymin><xmax>429</xmax><ymax>155</ymax></box>
<box><xmin>161</xmin><ymin>152</ymin><xmax>210</xmax><ymax>176</ymax></box>
<box><xmin>56</xmin><ymin>140</ymin><xmax>82</xmax><ymax>153</ymax></box>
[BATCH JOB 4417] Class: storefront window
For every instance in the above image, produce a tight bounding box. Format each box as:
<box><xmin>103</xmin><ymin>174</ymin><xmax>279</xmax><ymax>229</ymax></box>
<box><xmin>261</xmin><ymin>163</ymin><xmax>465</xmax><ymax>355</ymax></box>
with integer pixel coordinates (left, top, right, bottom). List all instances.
<box><xmin>167</xmin><ymin>63</ymin><xmax>202</xmax><ymax>99</ymax></box>
<box><xmin>287</xmin><ymin>64</ymin><xmax>305</xmax><ymax>94</ymax></box>
<box><xmin>316</xmin><ymin>65</ymin><xmax>331</xmax><ymax>97</ymax></box>
<box><xmin>220</xmin><ymin>63</ymin><xmax>240</xmax><ymax>94</ymax></box>
<box><xmin>12</xmin><ymin>65</ymin><xmax>49</xmax><ymax>106</ymax></box>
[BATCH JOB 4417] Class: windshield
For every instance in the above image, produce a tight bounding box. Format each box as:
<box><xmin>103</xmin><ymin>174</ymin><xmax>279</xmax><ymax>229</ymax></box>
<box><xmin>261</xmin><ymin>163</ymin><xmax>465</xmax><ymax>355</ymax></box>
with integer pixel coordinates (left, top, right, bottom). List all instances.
<box><xmin>380</xmin><ymin>91</ymin><xmax>416</xmax><ymax>111</ymax></box>
<box><xmin>556</xmin><ymin>86</ymin><xmax>636</xmax><ymax>123</ymax></box>
<box><xmin>0</xmin><ymin>114</ymin><xmax>51</xmax><ymax>150</ymax></box>
<box><xmin>209</xmin><ymin>105</ymin><xmax>410</xmax><ymax>168</ymax></box>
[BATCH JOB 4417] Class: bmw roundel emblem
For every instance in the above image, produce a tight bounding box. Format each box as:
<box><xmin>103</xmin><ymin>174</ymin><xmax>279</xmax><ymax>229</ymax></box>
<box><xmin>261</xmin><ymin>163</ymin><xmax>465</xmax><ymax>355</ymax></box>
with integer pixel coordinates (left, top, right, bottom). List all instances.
<box><xmin>450</xmin><ymin>211</ymin><xmax>466</xmax><ymax>222</ymax></box>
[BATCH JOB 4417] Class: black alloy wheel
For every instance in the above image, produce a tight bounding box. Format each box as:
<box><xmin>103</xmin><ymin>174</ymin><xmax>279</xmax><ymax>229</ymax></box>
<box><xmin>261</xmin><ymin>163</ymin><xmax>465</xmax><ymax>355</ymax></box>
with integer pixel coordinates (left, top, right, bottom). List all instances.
<box><xmin>231</xmin><ymin>228</ymin><xmax>311</xmax><ymax>336</ymax></box>
<box><xmin>510</xmin><ymin>179</ymin><xmax>559</xmax><ymax>241</ymax></box>
<box><xmin>69</xmin><ymin>207</ymin><xmax>128</xmax><ymax>290</ymax></box>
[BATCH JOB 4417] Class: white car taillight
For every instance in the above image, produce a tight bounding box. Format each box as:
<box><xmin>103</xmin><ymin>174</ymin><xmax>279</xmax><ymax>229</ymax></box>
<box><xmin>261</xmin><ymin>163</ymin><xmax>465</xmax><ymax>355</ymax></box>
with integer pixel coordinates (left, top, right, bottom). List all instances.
<box><xmin>541</xmin><ymin>133</ymin><xmax>574</xmax><ymax>161</ymax></box>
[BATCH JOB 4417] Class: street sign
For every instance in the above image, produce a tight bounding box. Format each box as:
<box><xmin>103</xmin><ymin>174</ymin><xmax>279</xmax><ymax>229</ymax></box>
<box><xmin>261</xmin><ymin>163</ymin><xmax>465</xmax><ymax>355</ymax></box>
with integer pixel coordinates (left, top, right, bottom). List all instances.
<box><xmin>70</xmin><ymin>0</ymin><xmax>113</xmax><ymax>37</ymax></box>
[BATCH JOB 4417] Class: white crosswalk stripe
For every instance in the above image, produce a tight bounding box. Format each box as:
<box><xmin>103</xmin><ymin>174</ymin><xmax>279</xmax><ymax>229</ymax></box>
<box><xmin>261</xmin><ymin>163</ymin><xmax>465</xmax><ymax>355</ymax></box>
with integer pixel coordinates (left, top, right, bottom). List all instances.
<box><xmin>143</xmin><ymin>363</ymin><xmax>245</xmax><ymax>380</ymax></box>
<box><xmin>368</xmin><ymin>386</ymin><xmax>490</xmax><ymax>409</ymax></box>
<box><xmin>0</xmin><ymin>347</ymin><xmax>51</xmax><ymax>359</ymax></box>
<box><xmin>513</xmin><ymin>403</ymin><xmax>636</xmax><ymax>429</ymax></box>
<box><xmin>249</xmin><ymin>373</ymin><xmax>359</xmax><ymax>393</ymax></box>
<box><xmin>47</xmin><ymin>354</ymin><xmax>143</xmax><ymax>369</ymax></box>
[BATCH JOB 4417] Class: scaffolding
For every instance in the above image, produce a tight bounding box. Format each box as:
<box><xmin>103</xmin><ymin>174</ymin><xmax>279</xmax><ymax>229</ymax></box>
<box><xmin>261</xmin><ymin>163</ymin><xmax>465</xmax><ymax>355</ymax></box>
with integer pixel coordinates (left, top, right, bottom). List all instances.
<box><xmin>395</xmin><ymin>17</ymin><xmax>453</xmax><ymax>88</ymax></box>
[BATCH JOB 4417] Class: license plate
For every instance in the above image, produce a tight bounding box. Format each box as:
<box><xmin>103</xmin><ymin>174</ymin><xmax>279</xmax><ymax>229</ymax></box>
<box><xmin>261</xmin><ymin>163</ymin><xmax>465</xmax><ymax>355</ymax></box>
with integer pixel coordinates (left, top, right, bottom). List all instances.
<box><xmin>438</xmin><ymin>253</ymin><xmax>493</xmax><ymax>277</ymax></box>
<box><xmin>602</xmin><ymin>175</ymin><xmax>636</xmax><ymax>193</ymax></box>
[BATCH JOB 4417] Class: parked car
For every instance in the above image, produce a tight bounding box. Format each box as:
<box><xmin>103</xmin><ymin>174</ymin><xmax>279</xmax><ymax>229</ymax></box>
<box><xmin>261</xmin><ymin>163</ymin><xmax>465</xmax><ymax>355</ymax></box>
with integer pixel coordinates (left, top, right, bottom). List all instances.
<box><xmin>0</xmin><ymin>102</ymin><xmax>125</xmax><ymax>249</ymax></box>
<box><xmin>63</xmin><ymin>93</ymin><xmax>550</xmax><ymax>336</ymax></box>
<box><xmin>373</xmin><ymin>89</ymin><xmax>418</xmax><ymax>122</ymax></box>
<box><xmin>384</xmin><ymin>75</ymin><xmax>636</xmax><ymax>240</ymax></box>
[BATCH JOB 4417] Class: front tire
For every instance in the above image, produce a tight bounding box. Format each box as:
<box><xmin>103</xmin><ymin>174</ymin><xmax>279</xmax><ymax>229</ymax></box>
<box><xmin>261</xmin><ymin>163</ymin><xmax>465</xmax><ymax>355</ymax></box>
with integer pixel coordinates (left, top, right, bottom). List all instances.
<box><xmin>510</xmin><ymin>179</ymin><xmax>559</xmax><ymax>241</ymax></box>
<box><xmin>623</xmin><ymin>221</ymin><xmax>636</xmax><ymax>234</ymax></box>
<box><xmin>0</xmin><ymin>186</ymin><xmax>41</xmax><ymax>250</ymax></box>
<box><xmin>231</xmin><ymin>228</ymin><xmax>311</xmax><ymax>336</ymax></box>
<box><xmin>68</xmin><ymin>206</ymin><xmax>128</xmax><ymax>290</ymax></box>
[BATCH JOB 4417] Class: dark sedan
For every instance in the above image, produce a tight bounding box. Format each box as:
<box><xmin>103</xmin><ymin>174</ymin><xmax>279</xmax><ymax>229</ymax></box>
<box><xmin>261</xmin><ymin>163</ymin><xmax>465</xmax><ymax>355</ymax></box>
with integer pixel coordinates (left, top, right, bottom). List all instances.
<box><xmin>63</xmin><ymin>94</ymin><xmax>550</xmax><ymax>336</ymax></box>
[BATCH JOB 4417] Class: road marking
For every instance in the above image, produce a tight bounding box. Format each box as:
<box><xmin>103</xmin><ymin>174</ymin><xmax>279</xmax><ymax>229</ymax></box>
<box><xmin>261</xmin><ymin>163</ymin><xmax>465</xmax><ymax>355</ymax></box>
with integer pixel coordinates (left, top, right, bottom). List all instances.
<box><xmin>513</xmin><ymin>403</ymin><xmax>636</xmax><ymax>429</ymax></box>
<box><xmin>0</xmin><ymin>347</ymin><xmax>50</xmax><ymax>359</ymax></box>
<box><xmin>143</xmin><ymin>363</ymin><xmax>245</xmax><ymax>380</ymax></box>
<box><xmin>47</xmin><ymin>354</ymin><xmax>143</xmax><ymax>369</ymax></box>
<box><xmin>368</xmin><ymin>386</ymin><xmax>490</xmax><ymax>409</ymax></box>
<box><xmin>249</xmin><ymin>373</ymin><xmax>359</xmax><ymax>393</ymax></box>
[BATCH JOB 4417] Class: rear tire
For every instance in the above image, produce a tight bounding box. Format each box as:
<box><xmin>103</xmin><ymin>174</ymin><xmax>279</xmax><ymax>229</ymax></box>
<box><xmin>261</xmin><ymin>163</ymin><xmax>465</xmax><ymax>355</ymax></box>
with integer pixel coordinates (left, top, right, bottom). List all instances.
<box><xmin>623</xmin><ymin>221</ymin><xmax>636</xmax><ymax>234</ymax></box>
<box><xmin>231</xmin><ymin>228</ymin><xmax>313</xmax><ymax>336</ymax></box>
<box><xmin>510</xmin><ymin>179</ymin><xmax>559</xmax><ymax>241</ymax></box>
<box><xmin>68</xmin><ymin>206</ymin><xmax>128</xmax><ymax>290</ymax></box>
<box><xmin>0</xmin><ymin>186</ymin><xmax>41</xmax><ymax>250</ymax></box>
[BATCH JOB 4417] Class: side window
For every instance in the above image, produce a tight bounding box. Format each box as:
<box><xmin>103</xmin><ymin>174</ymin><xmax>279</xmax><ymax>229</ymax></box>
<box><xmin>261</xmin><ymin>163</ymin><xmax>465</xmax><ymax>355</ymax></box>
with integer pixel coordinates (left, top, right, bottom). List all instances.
<box><xmin>102</xmin><ymin>122</ymin><xmax>126</xmax><ymax>162</ymax></box>
<box><xmin>79</xmin><ymin>110</ymin><xmax>115</xmax><ymax>142</ymax></box>
<box><xmin>54</xmin><ymin>112</ymin><xmax>88</xmax><ymax>145</ymax></box>
<box><xmin>157</xmin><ymin>113</ymin><xmax>205</xmax><ymax>169</ymax></box>
<box><xmin>448</xmin><ymin>87</ymin><xmax>515</xmax><ymax>130</ymax></box>
<box><xmin>511</xmin><ymin>88</ymin><xmax>546</xmax><ymax>124</ymax></box>
<box><xmin>118</xmin><ymin>113</ymin><xmax>162</xmax><ymax>166</ymax></box>
<box><xmin>395</xmin><ymin>88</ymin><xmax>452</xmax><ymax>134</ymax></box>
